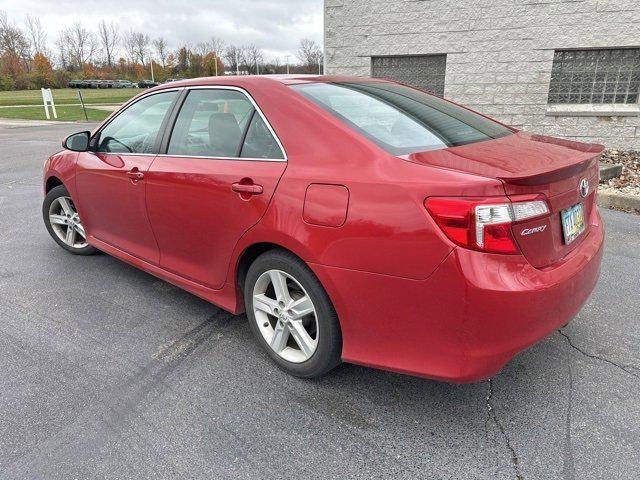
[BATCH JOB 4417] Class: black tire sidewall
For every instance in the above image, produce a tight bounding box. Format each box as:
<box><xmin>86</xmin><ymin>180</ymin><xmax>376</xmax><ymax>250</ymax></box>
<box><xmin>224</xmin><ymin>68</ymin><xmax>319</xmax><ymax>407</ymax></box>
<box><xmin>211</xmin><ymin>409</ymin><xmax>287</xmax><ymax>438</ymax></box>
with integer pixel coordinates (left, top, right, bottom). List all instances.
<box><xmin>42</xmin><ymin>185</ymin><xmax>98</xmax><ymax>256</ymax></box>
<box><xmin>244</xmin><ymin>250</ymin><xmax>342</xmax><ymax>378</ymax></box>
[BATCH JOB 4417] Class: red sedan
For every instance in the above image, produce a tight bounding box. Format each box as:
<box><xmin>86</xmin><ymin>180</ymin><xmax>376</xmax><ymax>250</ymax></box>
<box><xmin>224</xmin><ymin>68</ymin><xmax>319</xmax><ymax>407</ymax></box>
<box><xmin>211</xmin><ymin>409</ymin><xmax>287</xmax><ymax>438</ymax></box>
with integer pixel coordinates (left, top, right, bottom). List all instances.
<box><xmin>42</xmin><ymin>76</ymin><xmax>604</xmax><ymax>381</ymax></box>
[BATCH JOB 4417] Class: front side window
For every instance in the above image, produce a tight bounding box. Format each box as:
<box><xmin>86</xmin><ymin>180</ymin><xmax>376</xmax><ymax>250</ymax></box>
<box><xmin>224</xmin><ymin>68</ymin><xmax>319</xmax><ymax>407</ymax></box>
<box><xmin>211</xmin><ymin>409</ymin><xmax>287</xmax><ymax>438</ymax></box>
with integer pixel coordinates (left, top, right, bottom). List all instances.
<box><xmin>168</xmin><ymin>89</ymin><xmax>283</xmax><ymax>159</ymax></box>
<box><xmin>97</xmin><ymin>91</ymin><xmax>177</xmax><ymax>154</ymax></box>
<box><xmin>548</xmin><ymin>48</ymin><xmax>640</xmax><ymax>104</ymax></box>
<box><xmin>293</xmin><ymin>81</ymin><xmax>513</xmax><ymax>155</ymax></box>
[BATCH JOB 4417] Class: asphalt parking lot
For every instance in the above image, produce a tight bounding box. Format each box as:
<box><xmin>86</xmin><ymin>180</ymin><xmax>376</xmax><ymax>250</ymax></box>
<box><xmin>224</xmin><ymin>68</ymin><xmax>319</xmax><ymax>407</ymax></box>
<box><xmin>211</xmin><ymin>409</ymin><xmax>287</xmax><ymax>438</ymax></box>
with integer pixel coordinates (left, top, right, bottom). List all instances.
<box><xmin>0</xmin><ymin>122</ymin><xmax>638</xmax><ymax>480</ymax></box>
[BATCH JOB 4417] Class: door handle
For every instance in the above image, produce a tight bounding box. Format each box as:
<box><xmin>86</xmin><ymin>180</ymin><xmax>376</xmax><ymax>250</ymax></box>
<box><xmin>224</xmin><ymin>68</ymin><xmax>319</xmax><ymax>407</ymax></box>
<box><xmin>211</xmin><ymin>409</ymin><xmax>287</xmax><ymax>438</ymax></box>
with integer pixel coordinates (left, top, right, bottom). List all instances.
<box><xmin>126</xmin><ymin>169</ymin><xmax>144</xmax><ymax>181</ymax></box>
<box><xmin>231</xmin><ymin>182</ymin><xmax>263</xmax><ymax>195</ymax></box>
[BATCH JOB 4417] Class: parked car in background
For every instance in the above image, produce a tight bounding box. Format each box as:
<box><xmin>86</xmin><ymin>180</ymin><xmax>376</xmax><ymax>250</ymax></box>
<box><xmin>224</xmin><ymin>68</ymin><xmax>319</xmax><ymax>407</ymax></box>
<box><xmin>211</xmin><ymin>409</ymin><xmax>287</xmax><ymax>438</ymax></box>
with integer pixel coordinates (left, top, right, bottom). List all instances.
<box><xmin>138</xmin><ymin>80</ymin><xmax>159</xmax><ymax>88</ymax></box>
<box><xmin>113</xmin><ymin>80</ymin><xmax>135</xmax><ymax>89</ymax></box>
<box><xmin>41</xmin><ymin>76</ymin><xmax>604</xmax><ymax>382</ymax></box>
<box><xmin>67</xmin><ymin>79</ymin><xmax>82</xmax><ymax>88</ymax></box>
<box><xmin>164</xmin><ymin>78</ymin><xmax>180</xmax><ymax>83</ymax></box>
<box><xmin>88</xmin><ymin>80</ymin><xmax>103</xmax><ymax>89</ymax></box>
<box><xmin>98</xmin><ymin>80</ymin><xmax>115</xmax><ymax>89</ymax></box>
<box><xmin>76</xmin><ymin>80</ymin><xmax>90</xmax><ymax>89</ymax></box>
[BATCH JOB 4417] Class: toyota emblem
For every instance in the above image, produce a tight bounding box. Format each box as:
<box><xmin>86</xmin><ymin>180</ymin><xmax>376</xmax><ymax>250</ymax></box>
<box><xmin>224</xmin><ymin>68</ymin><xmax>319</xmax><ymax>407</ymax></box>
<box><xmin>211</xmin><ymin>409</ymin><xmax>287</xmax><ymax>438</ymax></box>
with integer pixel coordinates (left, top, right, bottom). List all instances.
<box><xmin>579</xmin><ymin>178</ymin><xmax>589</xmax><ymax>198</ymax></box>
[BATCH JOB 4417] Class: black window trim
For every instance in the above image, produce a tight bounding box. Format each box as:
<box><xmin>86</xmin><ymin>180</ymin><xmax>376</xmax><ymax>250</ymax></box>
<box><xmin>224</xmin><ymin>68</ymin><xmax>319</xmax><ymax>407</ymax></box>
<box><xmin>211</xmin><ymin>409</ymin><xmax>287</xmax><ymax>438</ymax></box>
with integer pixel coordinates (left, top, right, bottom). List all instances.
<box><xmin>157</xmin><ymin>86</ymin><xmax>287</xmax><ymax>162</ymax></box>
<box><xmin>90</xmin><ymin>88</ymin><xmax>184</xmax><ymax>156</ymax></box>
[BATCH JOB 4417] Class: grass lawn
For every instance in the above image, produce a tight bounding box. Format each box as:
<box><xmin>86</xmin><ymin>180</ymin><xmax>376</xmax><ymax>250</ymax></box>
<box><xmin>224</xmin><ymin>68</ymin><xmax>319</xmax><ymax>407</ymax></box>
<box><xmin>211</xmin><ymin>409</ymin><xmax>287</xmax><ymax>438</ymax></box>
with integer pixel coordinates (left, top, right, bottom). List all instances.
<box><xmin>0</xmin><ymin>88</ymin><xmax>138</xmax><ymax>107</ymax></box>
<box><xmin>0</xmin><ymin>105</ymin><xmax>111</xmax><ymax>122</ymax></box>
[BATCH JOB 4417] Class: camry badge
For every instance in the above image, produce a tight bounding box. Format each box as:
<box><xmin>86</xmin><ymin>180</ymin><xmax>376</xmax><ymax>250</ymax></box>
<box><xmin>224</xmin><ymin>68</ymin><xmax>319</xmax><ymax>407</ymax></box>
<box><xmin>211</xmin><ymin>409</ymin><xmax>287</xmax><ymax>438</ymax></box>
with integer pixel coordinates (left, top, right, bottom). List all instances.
<box><xmin>521</xmin><ymin>225</ymin><xmax>547</xmax><ymax>236</ymax></box>
<box><xmin>579</xmin><ymin>178</ymin><xmax>589</xmax><ymax>198</ymax></box>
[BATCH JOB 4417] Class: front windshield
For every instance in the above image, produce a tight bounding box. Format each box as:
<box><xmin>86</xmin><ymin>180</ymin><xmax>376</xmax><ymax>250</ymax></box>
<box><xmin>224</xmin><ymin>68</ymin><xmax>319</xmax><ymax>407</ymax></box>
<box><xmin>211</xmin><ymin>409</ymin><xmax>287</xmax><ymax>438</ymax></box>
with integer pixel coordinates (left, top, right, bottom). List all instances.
<box><xmin>292</xmin><ymin>81</ymin><xmax>514</xmax><ymax>155</ymax></box>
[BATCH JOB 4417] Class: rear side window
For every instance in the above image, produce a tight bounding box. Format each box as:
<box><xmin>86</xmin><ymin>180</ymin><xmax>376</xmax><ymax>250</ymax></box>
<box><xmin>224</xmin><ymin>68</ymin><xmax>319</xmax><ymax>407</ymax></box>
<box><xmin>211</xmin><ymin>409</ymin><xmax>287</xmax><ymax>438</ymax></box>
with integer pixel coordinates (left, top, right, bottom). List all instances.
<box><xmin>241</xmin><ymin>113</ymin><xmax>284</xmax><ymax>159</ymax></box>
<box><xmin>168</xmin><ymin>89</ymin><xmax>283</xmax><ymax>159</ymax></box>
<box><xmin>292</xmin><ymin>82</ymin><xmax>513</xmax><ymax>155</ymax></box>
<box><xmin>97</xmin><ymin>91</ymin><xmax>177</xmax><ymax>154</ymax></box>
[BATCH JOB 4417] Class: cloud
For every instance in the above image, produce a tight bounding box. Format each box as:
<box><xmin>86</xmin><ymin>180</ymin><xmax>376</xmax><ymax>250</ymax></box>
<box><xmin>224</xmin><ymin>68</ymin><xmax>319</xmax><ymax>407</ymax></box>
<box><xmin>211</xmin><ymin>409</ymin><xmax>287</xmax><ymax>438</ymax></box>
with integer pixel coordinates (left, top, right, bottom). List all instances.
<box><xmin>2</xmin><ymin>0</ymin><xmax>323</xmax><ymax>61</ymax></box>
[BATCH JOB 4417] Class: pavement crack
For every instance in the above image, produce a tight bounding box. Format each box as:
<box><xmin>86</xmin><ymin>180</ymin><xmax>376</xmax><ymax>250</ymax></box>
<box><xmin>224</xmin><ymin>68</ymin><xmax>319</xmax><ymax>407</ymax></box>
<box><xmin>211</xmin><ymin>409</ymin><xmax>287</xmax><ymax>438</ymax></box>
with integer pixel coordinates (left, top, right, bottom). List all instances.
<box><xmin>563</xmin><ymin>350</ymin><xmax>575</xmax><ymax>480</ymax></box>
<box><xmin>486</xmin><ymin>378</ymin><xmax>524</xmax><ymax>480</ymax></box>
<box><xmin>558</xmin><ymin>329</ymin><xmax>640</xmax><ymax>379</ymax></box>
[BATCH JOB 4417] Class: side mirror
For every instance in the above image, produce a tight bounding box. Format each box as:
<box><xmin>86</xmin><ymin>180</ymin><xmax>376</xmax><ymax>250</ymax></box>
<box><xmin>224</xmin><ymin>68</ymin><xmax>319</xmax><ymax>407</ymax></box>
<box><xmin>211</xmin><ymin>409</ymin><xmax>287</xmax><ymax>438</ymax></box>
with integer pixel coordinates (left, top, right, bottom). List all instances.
<box><xmin>63</xmin><ymin>131</ymin><xmax>91</xmax><ymax>152</ymax></box>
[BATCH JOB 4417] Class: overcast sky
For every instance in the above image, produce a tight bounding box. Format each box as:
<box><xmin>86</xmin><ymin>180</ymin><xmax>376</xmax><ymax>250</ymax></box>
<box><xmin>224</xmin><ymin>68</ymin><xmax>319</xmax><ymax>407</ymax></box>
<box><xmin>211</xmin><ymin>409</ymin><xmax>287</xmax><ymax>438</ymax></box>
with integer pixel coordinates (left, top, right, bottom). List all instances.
<box><xmin>2</xmin><ymin>0</ymin><xmax>323</xmax><ymax>62</ymax></box>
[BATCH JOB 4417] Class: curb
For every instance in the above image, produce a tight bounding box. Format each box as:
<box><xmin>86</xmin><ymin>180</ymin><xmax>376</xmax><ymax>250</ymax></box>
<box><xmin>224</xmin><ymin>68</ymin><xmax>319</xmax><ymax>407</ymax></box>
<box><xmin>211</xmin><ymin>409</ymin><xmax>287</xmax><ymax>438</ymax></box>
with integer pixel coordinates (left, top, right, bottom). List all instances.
<box><xmin>599</xmin><ymin>163</ymin><xmax>624</xmax><ymax>181</ymax></box>
<box><xmin>597</xmin><ymin>190</ymin><xmax>640</xmax><ymax>212</ymax></box>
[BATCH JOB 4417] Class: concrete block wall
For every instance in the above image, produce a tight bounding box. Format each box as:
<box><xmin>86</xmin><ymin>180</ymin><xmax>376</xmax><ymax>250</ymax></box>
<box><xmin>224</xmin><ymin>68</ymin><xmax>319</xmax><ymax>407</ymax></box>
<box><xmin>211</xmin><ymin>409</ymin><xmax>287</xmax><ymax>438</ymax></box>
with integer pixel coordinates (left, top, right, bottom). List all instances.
<box><xmin>324</xmin><ymin>0</ymin><xmax>640</xmax><ymax>149</ymax></box>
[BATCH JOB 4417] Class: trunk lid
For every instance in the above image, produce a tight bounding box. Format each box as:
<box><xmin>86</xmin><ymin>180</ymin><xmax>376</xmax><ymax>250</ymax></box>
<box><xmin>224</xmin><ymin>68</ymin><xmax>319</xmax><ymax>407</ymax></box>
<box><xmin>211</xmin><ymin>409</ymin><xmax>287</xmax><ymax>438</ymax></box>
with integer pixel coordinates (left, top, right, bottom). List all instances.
<box><xmin>407</xmin><ymin>131</ymin><xmax>604</xmax><ymax>268</ymax></box>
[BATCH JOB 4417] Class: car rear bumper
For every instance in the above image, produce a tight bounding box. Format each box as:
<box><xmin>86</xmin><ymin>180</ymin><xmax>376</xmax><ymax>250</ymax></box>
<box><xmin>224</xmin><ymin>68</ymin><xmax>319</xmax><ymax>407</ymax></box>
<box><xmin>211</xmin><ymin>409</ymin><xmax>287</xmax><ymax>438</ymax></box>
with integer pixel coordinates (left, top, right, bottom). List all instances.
<box><xmin>310</xmin><ymin>207</ymin><xmax>604</xmax><ymax>382</ymax></box>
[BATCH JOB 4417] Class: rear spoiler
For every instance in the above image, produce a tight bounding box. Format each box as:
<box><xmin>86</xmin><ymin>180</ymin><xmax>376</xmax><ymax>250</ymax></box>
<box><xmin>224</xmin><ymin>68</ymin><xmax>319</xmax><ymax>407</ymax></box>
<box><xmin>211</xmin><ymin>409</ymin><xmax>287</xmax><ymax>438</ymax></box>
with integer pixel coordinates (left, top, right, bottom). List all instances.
<box><xmin>499</xmin><ymin>153</ymin><xmax>602</xmax><ymax>185</ymax></box>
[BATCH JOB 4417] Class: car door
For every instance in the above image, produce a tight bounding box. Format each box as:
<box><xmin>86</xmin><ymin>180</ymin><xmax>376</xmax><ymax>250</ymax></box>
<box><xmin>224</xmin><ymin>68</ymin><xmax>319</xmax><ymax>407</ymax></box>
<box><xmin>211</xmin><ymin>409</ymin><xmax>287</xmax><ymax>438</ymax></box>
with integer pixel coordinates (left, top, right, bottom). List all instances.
<box><xmin>145</xmin><ymin>87</ymin><xmax>287</xmax><ymax>289</ymax></box>
<box><xmin>75</xmin><ymin>90</ymin><xmax>179</xmax><ymax>264</ymax></box>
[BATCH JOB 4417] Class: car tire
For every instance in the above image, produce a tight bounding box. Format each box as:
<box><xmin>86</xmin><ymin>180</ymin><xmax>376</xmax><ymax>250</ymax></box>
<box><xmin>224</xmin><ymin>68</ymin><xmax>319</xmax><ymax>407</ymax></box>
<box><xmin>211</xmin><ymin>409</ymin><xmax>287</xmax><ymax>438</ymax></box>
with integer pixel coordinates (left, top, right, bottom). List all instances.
<box><xmin>43</xmin><ymin>185</ymin><xmax>99</xmax><ymax>256</ymax></box>
<box><xmin>244</xmin><ymin>249</ymin><xmax>342</xmax><ymax>378</ymax></box>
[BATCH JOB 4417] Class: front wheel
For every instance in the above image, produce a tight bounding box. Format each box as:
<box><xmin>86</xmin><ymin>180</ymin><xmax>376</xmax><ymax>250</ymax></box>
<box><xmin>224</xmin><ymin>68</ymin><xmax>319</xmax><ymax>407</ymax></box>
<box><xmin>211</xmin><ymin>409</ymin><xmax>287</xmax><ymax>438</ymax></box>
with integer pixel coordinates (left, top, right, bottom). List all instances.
<box><xmin>43</xmin><ymin>185</ymin><xmax>98</xmax><ymax>255</ymax></box>
<box><xmin>244</xmin><ymin>250</ymin><xmax>342</xmax><ymax>378</ymax></box>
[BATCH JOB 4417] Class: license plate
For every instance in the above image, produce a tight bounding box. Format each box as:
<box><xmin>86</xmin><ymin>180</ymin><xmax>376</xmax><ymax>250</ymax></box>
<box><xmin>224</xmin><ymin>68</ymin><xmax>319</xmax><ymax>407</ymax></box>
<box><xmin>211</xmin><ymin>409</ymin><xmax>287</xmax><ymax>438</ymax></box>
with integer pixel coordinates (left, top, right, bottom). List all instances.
<box><xmin>561</xmin><ymin>203</ymin><xmax>585</xmax><ymax>244</ymax></box>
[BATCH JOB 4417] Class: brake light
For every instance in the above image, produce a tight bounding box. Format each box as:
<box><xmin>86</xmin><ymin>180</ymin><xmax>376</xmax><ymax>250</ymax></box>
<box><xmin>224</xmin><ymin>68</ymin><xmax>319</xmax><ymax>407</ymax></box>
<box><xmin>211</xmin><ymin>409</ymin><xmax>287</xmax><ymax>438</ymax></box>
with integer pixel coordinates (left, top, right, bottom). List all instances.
<box><xmin>425</xmin><ymin>196</ymin><xmax>549</xmax><ymax>254</ymax></box>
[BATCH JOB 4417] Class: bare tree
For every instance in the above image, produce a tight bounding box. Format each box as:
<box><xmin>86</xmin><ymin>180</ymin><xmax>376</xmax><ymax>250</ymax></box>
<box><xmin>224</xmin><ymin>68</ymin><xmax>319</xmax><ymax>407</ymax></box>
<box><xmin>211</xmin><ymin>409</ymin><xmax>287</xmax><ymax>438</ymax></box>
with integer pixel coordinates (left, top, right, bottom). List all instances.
<box><xmin>25</xmin><ymin>14</ymin><xmax>47</xmax><ymax>56</ymax></box>
<box><xmin>194</xmin><ymin>42</ymin><xmax>208</xmax><ymax>57</ymax></box>
<box><xmin>122</xmin><ymin>30</ymin><xmax>137</xmax><ymax>64</ymax></box>
<box><xmin>55</xmin><ymin>31</ymin><xmax>70</xmax><ymax>69</ymax></box>
<box><xmin>208</xmin><ymin>36</ymin><xmax>225</xmax><ymax>58</ymax></box>
<box><xmin>0</xmin><ymin>11</ymin><xmax>30</xmax><ymax>62</ymax></box>
<box><xmin>242</xmin><ymin>44</ymin><xmax>264</xmax><ymax>74</ymax></box>
<box><xmin>296</xmin><ymin>38</ymin><xmax>323</xmax><ymax>72</ymax></box>
<box><xmin>152</xmin><ymin>37</ymin><xmax>167</xmax><ymax>68</ymax></box>
<box><xmin>98</xmin><ymin>20</ymin><xmax>119</xmax><ymax>67</ymax></box>
<box><xmin>224</xmin><ymin>44</ymin><xmax>240</xmax><ymax>73</ymax></box>
<box><xmin>131</xmin><ymin>31</ymin><xmax>150</xmax><ymax>66</ymax></box>
<box><xmin>59</xmin><ymin>22</ymin><xmax>97</xmax><ymax>69</ymax></box>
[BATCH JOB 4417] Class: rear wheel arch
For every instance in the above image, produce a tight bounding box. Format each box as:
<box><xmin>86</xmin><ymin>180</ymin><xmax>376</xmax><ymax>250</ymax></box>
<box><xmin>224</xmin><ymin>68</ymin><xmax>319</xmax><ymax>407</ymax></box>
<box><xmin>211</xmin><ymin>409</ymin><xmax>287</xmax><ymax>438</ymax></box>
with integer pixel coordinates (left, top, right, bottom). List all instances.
<box><xmin>235</xmin><ymin>243</ymin><xmax>339</xmax><ymax>321</ymax></box>
<box><xmin>236</xmin><ymin>243</ymin><xmax>300</xmax><ymax>294</ymax></box>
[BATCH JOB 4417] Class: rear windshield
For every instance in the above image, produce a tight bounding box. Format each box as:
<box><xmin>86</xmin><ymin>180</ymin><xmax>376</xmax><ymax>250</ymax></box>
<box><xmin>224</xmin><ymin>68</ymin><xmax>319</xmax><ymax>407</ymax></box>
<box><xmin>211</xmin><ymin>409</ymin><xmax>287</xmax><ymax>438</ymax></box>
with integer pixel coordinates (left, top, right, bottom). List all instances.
<box><xmin>292</xmin><ymin>81</ymin><xmax>513</xmax><ymax>155</ymax></box>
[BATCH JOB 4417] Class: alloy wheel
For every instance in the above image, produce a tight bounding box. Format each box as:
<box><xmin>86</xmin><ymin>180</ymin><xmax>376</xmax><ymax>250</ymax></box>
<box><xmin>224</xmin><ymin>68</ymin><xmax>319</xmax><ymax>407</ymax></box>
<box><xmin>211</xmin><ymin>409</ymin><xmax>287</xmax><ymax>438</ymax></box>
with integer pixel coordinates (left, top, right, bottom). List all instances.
<box><xmin>252</xmin><ymin>269</ymin><xmax>319</xmax><ymax>363</ymax></box>
<box><xmin>48</xmin><ymin>196</ymin><xmax>88</xmax><ymax>249</ymax></box>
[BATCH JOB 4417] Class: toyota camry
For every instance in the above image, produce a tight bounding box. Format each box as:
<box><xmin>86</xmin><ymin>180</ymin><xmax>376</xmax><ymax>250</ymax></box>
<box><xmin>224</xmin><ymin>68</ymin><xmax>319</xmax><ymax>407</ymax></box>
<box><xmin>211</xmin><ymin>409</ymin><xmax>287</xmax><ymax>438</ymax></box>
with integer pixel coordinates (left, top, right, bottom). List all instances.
<box><xmin>42</xmin><ymin>75</ymin><xmax>604</xmax><ymax>381</ymax></box>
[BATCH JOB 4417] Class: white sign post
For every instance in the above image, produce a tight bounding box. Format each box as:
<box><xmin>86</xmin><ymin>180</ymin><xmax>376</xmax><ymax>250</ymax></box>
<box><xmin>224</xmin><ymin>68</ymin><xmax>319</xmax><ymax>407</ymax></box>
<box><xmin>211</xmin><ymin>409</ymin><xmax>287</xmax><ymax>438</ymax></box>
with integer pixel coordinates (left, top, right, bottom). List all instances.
<box><xmin>41</xmin><ymin>88</ymin><xmax>57</xmax><ymax>120</ymax></box>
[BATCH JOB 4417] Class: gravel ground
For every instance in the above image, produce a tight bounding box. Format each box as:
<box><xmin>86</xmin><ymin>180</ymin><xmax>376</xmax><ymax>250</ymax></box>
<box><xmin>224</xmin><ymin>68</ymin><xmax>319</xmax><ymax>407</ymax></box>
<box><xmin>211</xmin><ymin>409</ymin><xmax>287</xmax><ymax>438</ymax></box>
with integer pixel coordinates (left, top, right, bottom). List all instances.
<box><xmin>599</xmin><ymin>149</ymin><xmax>640</xmax><ymax>196</ymax></box>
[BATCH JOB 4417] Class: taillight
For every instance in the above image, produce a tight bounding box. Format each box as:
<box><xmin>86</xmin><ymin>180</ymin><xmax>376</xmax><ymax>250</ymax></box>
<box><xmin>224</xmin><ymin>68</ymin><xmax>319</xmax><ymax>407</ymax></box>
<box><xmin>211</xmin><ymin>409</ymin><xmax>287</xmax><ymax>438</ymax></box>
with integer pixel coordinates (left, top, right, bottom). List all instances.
<box><xmin>425</xmin><ymin>196</ymin><xmax>549</xmax><ymax>254</ymax></box>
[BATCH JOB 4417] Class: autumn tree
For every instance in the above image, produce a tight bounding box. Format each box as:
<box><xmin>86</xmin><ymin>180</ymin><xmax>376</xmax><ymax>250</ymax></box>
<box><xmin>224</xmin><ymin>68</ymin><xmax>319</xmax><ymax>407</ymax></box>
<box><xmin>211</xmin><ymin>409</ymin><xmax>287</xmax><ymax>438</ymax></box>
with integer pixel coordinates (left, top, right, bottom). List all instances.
<box><xmin>176</xmin><ymin>46</ymin><xmax>189</xmax><ymax>73</ymax></box>
<box><xmin>165</xmin><ymin>52</ymin><xmax>176</xmax><ymax>74</ymax></box>
<box><xmin>0</xmin><ymin>11</ymin><xmax>30</xmax><ymax>69</ymax></box>
<box><xmin>202</xmin><ymin>52</ymin><xmax>224</xmax><ymax>76</ymax></box>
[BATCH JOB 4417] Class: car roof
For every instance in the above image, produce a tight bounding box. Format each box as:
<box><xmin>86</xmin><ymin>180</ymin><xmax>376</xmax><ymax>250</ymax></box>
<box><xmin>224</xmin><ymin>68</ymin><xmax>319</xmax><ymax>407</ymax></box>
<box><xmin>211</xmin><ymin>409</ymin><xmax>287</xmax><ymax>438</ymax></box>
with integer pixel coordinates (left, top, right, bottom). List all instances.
<box><xmin>150</xmin><ymin>74</ymin><xmax>391</xmax><ymax>91</ymax></box>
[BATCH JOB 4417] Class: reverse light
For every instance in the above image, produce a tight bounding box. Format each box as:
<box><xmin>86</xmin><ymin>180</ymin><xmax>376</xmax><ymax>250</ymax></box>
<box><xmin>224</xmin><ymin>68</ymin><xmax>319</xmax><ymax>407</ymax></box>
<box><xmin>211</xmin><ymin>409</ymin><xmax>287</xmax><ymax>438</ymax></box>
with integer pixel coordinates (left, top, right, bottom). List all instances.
<box><xmin>425</xmin><ymin>197</ymin><xmax>549</xmax><ymax>254</ymax></box>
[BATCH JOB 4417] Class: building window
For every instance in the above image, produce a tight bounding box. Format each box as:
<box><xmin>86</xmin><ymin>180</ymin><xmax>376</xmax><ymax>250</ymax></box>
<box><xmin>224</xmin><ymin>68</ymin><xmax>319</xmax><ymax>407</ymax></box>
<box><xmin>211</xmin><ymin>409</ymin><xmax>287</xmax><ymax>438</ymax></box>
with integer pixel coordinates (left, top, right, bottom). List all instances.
<box><xmin>371</xmin><ymin>55</ymin><xmax>446</xmax><ymax>97</ymax></box>
<box><xmin>548</xmin><ymin>49</ymin><xmax>640</xmax><ymax>105</ymax></box>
